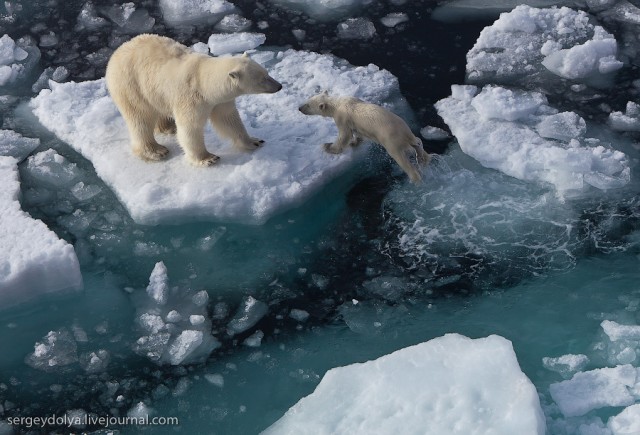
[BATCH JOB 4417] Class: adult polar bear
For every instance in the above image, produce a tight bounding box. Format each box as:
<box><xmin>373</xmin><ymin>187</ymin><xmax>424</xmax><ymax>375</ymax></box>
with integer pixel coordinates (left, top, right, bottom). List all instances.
<box><xmin>106</xmin><ymin>34</ymin><xmax>282</xmax><ymax>166</ymax></box>
<box><xmin>299</xmin><ymin>92</ymin><xmax>430</xmax><ymax>183</ymax></box>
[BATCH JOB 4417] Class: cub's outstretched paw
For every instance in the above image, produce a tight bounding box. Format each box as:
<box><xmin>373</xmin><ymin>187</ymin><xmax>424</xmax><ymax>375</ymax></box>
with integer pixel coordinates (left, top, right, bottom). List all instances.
<box><xmin>323</xmin><ymin>142</ymin><xmax>342</xmax><ymax>154</ymax></box>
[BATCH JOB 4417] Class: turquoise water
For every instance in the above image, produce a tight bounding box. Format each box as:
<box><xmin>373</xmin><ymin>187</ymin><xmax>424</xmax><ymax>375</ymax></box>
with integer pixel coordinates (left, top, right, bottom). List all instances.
<box><xmin>1</xmin><ymin>0</ymin><xmax>640</xmax><ymax>434</ymax></box>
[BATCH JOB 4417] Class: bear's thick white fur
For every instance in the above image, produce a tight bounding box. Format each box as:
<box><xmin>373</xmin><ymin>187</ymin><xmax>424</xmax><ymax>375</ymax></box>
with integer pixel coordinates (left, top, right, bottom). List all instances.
<box><xmin>299</xmin><ymin>92</ymin><xmax>430</xmax><ymax>183</ymax></box>
<box><xmin>106</xmin><ymin>34</ymin><xmax>282</xmax><ymax>166</ymax></box>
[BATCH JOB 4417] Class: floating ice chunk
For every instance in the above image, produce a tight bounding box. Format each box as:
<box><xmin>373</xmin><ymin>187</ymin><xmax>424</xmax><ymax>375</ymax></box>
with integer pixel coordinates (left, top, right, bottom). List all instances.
<box><xmin>207</xmin><ymin>32</ymin><xmax>266</xmax><ymax>56</ymax></box>
<box><xmin>432</xmin><ymin>0</ymin><xmax>578</xmax><ymax>22</ymax></box>
<box><xmin>542</xmin><ymin>34</ymin><xmax>623</xmax><ymax>80</ymax></box>
<box><xmin>549</xmin><ymin>365</ymin><xmax>637</xmax><ymax>417</ymax></box>
<box><xmin>380</xmin><ymin>12</ymin><xmax>408</xmax><ymax>28</ymax></box>
<box><xmin>214</xmin><ymin>14</ymin><xmax>252</xmax><ymax>33</ymax></box>
<box><xmin>24</xmin><ymin>149</ymin><xmax>80</xmax><ymax>188</ymax></box>
<box><xmin>159</xmin><ymin>0</ymin><xmax>235</xmax><ymax>27</ymax></box>
<box><xmin>601</xmin><ymin>320</ymin><xmax>640</xmax><ymax>342</ymax></box>
<box><xmin>133</xmin><ymin>262</ymin><xmax>220</xmax><ymax>365</ymax></box>
<box><xmin>289</xmin><ymin>308</ymin><xmax>309</xmax><ymax>322</ymax></box>
<box><xmin>128</xmin><ymin>402</ymin><xmax>152</xmax><ymax>420</ymax></box>
<box><xmin>146</xmin><ymin>261</ymin><xmax>168</xmax><ymax>305</ymax></box>
<box><xmin>25</xmin><ymin>328</ymin><xmax>79</xmax><ymax>371</ymax></box>
<box><xmin>168</xmin><ymin>330</ymin><xmax>203</xmax><ymax>365</ymax></box>
<box><xmin>608</xmin><ymin>404</ymin><xmax>640</xmax><ymax>435</ymax></box>
<box><xmin>0</xmin><ymin>129</ymin><xmax>39</xmax><ymax>162</ymax></box>
<box><xmin>609</xmin><ymin>101</ymin><xmax>640</xmax><ymax>132</ymax></box>
<box><xmin>79</xmin><ymin>349</ymin><xmax>110</xmax><ymax>373</ymax></box>
<box><xmin>101</xmin><ymin>3</ymin><xmax>155</xmax><ymax>33</ymax></box>
<box><xmin>542</xmin><ymin>354</ymin><xmax>590</xmax><ymax>379</ymax></box>
<box><xmin>264</xmin><ymin>334</ymin><xmax>545</xmax><ymax>435</ymax></box>
<box><xmin>227</xmin><ymin>296</ymin><xmax>268</xmax><ymax>336</ymax></box>
<box><xmin>420</xmin><ymin>125</ymin><xmax>450</xmax><ymax>141</ymax></box>
<box><xmin>205</xmin><ymin>373</ymin><xmax>224</xmax><ymax>387</ymax></box>
<box><xmin>436</xmin><ymin>84</ymin><xmax>630</xmax><ymax>193</ymax></box>
<box><xmin>471</xmin><ymin>85</ymin><xmax>547</xmax><ymax>122</ymax></box>
<box><xmin>76</xmin><ymin>2</ymin><xmax>109</xmax><ymax>31</ymax></box>
<box><xmin>536</xmin><ymin>112</ymin><xmax>586</xmax><ymax>141</ymax></box>
<box><xmin>31</xmin><ymin>48</ymin><xmax>409</xmax><ymax>224</ymax></box>
<box><xmin>32</xmin><ymin>65</ymin><xmax>70</xmax><ymax>93</ymax></box>
<box><xmin>242</xmin><ymin>330</ymin><xmax>264</xmax><ymax>347</ymax></box>
<box><xmin>466</xmin><ymin>5</ymin><xmax>622</xmax><ymax>87</ymax></box>
<box><xmin>267</xmin><ymin>0</ymin><xmax>373</xmax><ymax>21</ymax></box>
<box><xmin>337</xmin><ymin>18</ymin><xmax>376</xmax><ymax>40</ymax></box>
<box><xmin>0</xmin><ymin>157</ymin><xmax>82</xmax><ymax>308</ymax></box>
<box><xmin>0</xmin><ymin>34</ymin><xmax>40</xmax><ymax>87</ymax></box>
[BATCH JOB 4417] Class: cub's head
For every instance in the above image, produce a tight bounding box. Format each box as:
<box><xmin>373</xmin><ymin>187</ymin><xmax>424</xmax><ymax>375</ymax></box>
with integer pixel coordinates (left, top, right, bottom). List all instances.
<box><xmin>298</xmin><ymin>91</ymin><xmax>331</xmax><ymax>116</ymax></box>
<box><xmin>228</xmin><ymin>54</ymin><xmax>282</xmax><ymax>94</ymax></box>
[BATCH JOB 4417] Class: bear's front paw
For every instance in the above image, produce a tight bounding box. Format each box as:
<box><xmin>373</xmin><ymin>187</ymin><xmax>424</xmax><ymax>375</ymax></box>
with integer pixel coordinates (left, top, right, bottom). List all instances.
<box><xmin>137</xmin><ymin>143</ymin><xmax>170</xmax><ymax>161</ymax></box>
<box><xmin>323</xmin><ymin>143</ymin><xmax>342</xmax><ymax>154</ymax></box>
<box><xmin>191</xmin><ymin>152</ymin><xmax>220</xmax><ymax>166</ymax></box>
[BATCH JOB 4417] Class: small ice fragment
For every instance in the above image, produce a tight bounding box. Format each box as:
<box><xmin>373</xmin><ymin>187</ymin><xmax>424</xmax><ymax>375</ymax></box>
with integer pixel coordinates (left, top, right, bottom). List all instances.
<box><xmin>227</xmin><ymin>296</ymin><xmax>268</xmax><ymax>336</ymax></box>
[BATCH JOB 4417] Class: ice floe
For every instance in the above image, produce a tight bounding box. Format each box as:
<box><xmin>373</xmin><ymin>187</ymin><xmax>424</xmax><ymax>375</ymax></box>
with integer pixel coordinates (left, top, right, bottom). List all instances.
<box><xmin>132</xmin><ymin>262</ymin><xmax>220</xmax><ymax>365</ymax></box>
<box><xmin>267</xmin><ymin>0</ymin><xmax>373</xmax><ymax>21</ymax></box>
<box><xmin>30</xmin><ymin>47</ymin><xmax>410</xmax><ymax>225</ymax></box>
<box><xmin>159</xmin><ymin>0</ymin><xmax>235</xmax><ymax>27</ymax></box>
<box><xmin>207</xmin><ymin>32</ymin><xmax>266</xmax><ymax>56</ymax></box>
<box><xmin>550</xmin><ymin>364</ymin><xmax>638</xmax><ymax>417</ymax></box>
<box><xmin>264</xmin><ymin>334</ymin><xmax>545</xmax><ymax>435</ymax></box>
<box><xmin>0</xmin><ymin>156</ymin><xmax>82</xmax><ymax>309</ymax></box>
<box><xmin>466</xmin><ymin>5</ymin><xmax>623</xmax><ymax>87</ymax></box>
<box><xmin>0</xmin><ymin>129</ymin><xmax>39</xmax><ymax>162</ymax></box>
<box><xmin>435</xmin><ymin>84</ymin><xmax>630</xmax><ymax>194</ymax></box>
<box><xmin>0</xmin><ymin>33</ymin><xmax>40</xmax><ymax>87</ymax></box>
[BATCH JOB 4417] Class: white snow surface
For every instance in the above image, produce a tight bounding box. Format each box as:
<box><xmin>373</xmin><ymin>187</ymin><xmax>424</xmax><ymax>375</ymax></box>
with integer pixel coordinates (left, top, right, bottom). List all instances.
<box><xmin>0</xmin><ymin>156</ymin><xmax>82</xmax><ymax>309</ymax></box>
<box><xmin>466</xmin><ymin>5</ymin><xmax>623</xmax><ymax>85</ymax></box>
<box><xmin>263</xmin><ymin>334</ymin><xmax>545</xmax><ymax>435</ymax></box>
<box><xmin>435</xmin><ymin>84</ymin><xmax>630</xmax><ymax>194</ymax></box>
<box><xmin>30</xmin><ymin>48</ymin><xmax>408</xmax><ymax>225</ymax></box>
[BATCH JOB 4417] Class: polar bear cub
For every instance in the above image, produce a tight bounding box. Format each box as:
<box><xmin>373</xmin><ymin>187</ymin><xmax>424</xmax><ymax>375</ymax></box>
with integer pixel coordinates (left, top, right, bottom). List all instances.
<box><xmin>299</xmin><ymin>92</ymin><xmax>430</xmax><ymax>183</ymax></box>
<box><xmin>106</xmin><ymin>34</ymin><xmax>282</xmax><ymax>166</ymax></box>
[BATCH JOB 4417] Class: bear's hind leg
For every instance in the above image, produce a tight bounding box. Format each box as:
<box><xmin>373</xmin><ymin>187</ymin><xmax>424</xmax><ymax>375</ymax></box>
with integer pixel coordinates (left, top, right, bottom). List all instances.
<box><xmin>119</xmin><ymin>100</ymin><xmax>169</xmax><ymax>161</ymax></box>
<box><xmin>388</xmin><ymin>147</ymin><xmax>422</xmax><ymax>184</ymax></box>
<box><xmin>412</xmin><ymin>141</ymin><xmax>430</xmax><ymax>166</ymax></box>
<box><xmin>156</xmin><ymin>117</ymin><xmax>177</xmax><ymax>135</ymax></box>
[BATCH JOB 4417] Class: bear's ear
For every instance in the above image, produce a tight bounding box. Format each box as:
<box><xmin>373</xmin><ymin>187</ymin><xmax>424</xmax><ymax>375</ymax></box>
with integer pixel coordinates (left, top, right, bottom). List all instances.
<box><xmin>242</xmin><ymin>52</ymin><xmax>249</xmax><ymax>58</ymax></box>
<box><xmin>321</xmin><ymin>90</ymin><xmax>329</xmax><ymax>96</ymax></box>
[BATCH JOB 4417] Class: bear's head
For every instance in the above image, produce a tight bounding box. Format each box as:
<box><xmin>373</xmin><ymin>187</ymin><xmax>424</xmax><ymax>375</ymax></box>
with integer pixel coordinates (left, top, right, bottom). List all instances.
<box><xmin>228</xmin><ymin>55</ymin><xmax>282</xmax><ymax>95</ymax></box>
<box><xmin>298</xmin><ymin>91</ymin><xmax>331</xmax><ymax>117</ymax></box>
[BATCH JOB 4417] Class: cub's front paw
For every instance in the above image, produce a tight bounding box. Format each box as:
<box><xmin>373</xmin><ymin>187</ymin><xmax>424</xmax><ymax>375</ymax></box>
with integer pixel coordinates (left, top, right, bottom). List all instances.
<box><xmin>323</xmin><ymin>142</ymin><xmax>342</xmax><ymax>154</ymax></box>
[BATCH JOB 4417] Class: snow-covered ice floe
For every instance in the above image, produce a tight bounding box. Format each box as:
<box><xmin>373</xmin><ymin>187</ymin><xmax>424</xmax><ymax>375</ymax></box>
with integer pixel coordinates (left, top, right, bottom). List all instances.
<box><xmin>466</xmin><ymin>5</ymin><xmax>623</xmax><ymax>87</ymax></box>
<box><xmin>30</xmin><ymin>47</ymin><xmax>410</xmax><ymax>225</ymax></box>
<box><xmin>0</xmin><ymin>33</ymin><xmax>40</xmax><ymax>87</ymax></box>
<box><xmin>0</xmin><ymin>156</ymin><xmax>82</xmax><ymax>309</ymax></box>
<box><xmin>263</xmin><ymin>334</ymin><xmax>545</xmax><ymax>435</ymax></box>
<box><xmin>435</xmin><ymin>84</ymin><xmax>630</xmax><ymax>194</ymax></box>
<box><xmin>159</xmin><ymin>0</ymin><xmax>235</xmax><ymax>27</ymax></box>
